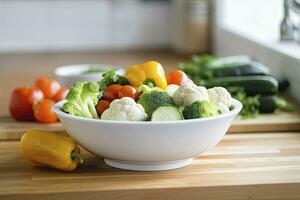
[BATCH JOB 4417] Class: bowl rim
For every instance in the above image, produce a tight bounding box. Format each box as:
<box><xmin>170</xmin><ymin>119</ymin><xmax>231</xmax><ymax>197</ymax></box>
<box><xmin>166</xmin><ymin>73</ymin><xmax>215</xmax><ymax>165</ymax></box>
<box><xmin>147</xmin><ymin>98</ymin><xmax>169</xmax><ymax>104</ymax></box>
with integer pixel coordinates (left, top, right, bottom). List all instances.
<box><xmin>54</xmin><ymin>64</ymin><xmax>124</xmax><ymax>77</ymax></box>
<box><xmin>53</xmin><ymin>98</ymin><xmax>242</xmax><ymax>125</ymax></box>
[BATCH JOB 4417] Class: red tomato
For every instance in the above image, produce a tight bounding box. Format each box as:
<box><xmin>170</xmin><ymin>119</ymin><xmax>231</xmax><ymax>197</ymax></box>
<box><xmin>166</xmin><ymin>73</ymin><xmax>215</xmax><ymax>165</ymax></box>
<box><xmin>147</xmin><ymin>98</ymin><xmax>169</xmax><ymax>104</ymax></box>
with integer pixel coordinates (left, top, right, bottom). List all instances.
<box><xmin>53</xmin><ymin>87</ymin><xmax>69</xmax><ymax>102</ymax></box>
<box><xmin>96</xmin><ymin>100</ymin><xmax>111</xmax><ymax>116</ymax></box>
<box><xmin>33</xmin><ymin>99</ymin><xmax>58</xmax><ymax>123</ymax></box>
<box><xmin>103</xmin><ymin>84</ymin><xmax>123</xmax><ymax>101</ymax></box>
<box><xmin>9</xmin><ymin>87</ymin><xmax>44</xmax><ymax>121</ymax></box>
<box><xmin>118</xmin><ymin>85</ymin><xmax>139</xmax><ymax>100</ymax></box>
<box><xmin>166</xmin><ymin>70</ymin><xmax>189</xmax><ymax>86</ymax></box>
<box><xmin>35</xmin><ymin>76</ymin><xmax>61</xmax><ymax>99</ymax></box>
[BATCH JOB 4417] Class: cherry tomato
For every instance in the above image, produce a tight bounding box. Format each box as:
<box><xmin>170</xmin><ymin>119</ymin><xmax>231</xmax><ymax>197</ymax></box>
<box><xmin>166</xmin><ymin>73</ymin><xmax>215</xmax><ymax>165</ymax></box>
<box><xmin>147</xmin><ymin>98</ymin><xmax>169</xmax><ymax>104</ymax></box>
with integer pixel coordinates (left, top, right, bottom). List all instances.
<box><xmin>53</xmin><ymin>87</ymin><xmax>69</xmax><ymax>102</ymax></box>
<box><xmin>118</xmin><ymin>85</ymin><xmax>139</xmax><ymax>100</ymax></box>
<box><xmin>35</xmin><ymin>76</ymin><xmax>61</xmax><ymax>99</ymax></box>
<box><xmin>9</xmin><ymin>87</ymin><xmax>44</xmax><ymax>121</ymax></box>
<box><xmin>166</xmin><ymin>70</ymin><xmax>189</xmax><ymax>86</ymax></box>
<box><xmin>103</xmin><ymin>84</ymin><xmax>123</xmax><ymax>101</ymax></box>
<box><xmin>33</xmin><ymin>99</ymin><xmax>58</xmax><ymax>123</ymax></box>
<box><xmin>96</xmin><ymin>100</ymin><xmax>111</xmax><ymax>116</ymax></box>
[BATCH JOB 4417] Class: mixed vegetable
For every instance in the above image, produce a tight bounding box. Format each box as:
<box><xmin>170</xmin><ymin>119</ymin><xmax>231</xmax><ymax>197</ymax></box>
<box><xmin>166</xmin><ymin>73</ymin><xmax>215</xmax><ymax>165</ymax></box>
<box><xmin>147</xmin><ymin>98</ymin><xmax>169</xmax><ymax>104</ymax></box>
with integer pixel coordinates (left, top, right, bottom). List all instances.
<box><xmin>178</xmin><ymin>55</ymin><xmax>295</xmax><ymax>119</ymax></box>
<box><xmin>63</xmin><ymin>61</ymin><xmax>234</xmax><ymax>121</ymax></box>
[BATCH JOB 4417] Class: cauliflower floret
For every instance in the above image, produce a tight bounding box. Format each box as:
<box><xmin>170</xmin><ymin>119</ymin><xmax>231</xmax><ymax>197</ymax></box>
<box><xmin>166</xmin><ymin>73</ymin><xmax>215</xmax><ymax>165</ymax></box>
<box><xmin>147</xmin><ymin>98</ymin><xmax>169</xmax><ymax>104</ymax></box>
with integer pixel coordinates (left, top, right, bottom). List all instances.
<box><xmin>172</xmin><ymin>82</ymin><xmax>209</xmax><ymax>107</ymax></box>
<box><xmin>216</xmin><ymin>102</ymin><xmax>230</xmax><ymax>114</ymax></box>
<box><xmin>101</xmin><ymin>97</ymin><xmax>147</xmax><ymax>121</ymax></box>
<box><xmin>207</xmin><ymin>87</ymin><xmax>232</xmax><ymax>107</ymax></box>
<box><xmin>165</xmin><ymin>84</ymin><xmax>179</xmax><ymax>97</ymax></box>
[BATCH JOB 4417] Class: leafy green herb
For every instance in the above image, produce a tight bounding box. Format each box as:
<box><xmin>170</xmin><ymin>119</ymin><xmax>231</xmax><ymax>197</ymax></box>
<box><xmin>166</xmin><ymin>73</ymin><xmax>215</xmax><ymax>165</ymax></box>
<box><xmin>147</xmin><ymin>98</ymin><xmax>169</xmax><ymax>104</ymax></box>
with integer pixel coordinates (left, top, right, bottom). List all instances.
<box><xmin>177</xmin><ymin>62</ymin><xmax>213</xmax><ymax>82</ymax></box>
<box><xmin>191</xmin><ymin>54</ymin><xmax>218</xmax><ymax>66</ymax></box>
<box><xmin>227</xmin><ymin>86</ymin><xmax>260</xmax><ymax>119</ymax></box>
<box><xmin>97</xmin><ymin>70</ymin><xmax>129</xmax><ymax>99</ymax></box>
<box><xmin>177</xmin><ymin>54</ymin><xmax>218</xmax><ymax>83</ymax></box>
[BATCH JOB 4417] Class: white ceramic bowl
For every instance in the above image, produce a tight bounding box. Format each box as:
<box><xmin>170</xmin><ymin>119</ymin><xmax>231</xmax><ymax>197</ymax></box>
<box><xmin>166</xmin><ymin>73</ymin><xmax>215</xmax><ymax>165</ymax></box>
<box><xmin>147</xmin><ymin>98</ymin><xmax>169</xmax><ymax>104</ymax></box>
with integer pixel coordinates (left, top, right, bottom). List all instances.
<box><xmin>53</xmin><ymin>99</ymin><xmax>242</xmax><ymax>171</ymax></box>
<box><xmin>54</xmin><ymin>64</ymin><xmax>125</xmax><ymax>87</ymax></box>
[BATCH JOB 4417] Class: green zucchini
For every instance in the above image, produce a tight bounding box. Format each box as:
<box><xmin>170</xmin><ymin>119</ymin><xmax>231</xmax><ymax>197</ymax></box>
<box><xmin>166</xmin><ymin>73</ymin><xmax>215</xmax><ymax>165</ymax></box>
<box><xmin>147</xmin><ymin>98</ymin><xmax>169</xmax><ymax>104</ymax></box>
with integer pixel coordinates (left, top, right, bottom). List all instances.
<box><xmin>186</xmin><ymin>55</ymin><xmax>269</xmax><ymax>77</ymax></box>
<box><xmin>204</xmin><ymin>76</ymin><xmax>278</xmax><ymax>96</ymax></box>
<box><xmin>210</xmin><ymin>61</ymin><xmax>269</xmax><ymax>77</ymax></box>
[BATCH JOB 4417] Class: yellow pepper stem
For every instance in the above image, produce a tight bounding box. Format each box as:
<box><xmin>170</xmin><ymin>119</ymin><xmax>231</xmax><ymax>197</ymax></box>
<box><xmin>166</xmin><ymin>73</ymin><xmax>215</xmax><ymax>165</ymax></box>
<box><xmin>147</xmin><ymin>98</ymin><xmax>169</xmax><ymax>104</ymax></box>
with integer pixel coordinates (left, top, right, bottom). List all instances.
<box><xmin>143</xmin><ymin>79</ymin><xmax>156</xmax><ymax>88</ymax></box>
<box><xmin>71</xmin><ymin>151</ymin><xmax>84</xmax><ymax>164</ymax></box>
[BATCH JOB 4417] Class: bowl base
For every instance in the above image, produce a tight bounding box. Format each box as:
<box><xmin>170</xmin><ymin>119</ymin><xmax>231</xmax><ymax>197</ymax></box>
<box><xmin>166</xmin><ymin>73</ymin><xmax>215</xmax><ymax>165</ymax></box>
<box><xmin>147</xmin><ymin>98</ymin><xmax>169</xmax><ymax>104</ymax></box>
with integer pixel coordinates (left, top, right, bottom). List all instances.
<box><xmin>104</xmin><ymin>158</ymin><xmax>193</xmax><ymax>171</ymax></box>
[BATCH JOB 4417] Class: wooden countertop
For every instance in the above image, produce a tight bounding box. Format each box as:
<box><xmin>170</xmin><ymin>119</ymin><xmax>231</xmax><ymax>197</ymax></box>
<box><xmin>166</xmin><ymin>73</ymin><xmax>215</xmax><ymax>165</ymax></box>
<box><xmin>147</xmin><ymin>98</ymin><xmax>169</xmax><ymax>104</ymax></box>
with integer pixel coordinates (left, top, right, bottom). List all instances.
<box><xmin>1</xmin><ymin>132</ymin><xmax>300</xmax><ymax>200</ymax></box>
<box><xmin>0</xmin><ymin>51</ymin><xmax>187</xmax><ymax>116</ymax></box>
<box><xmin>2</xmin><ymin>51</ymin><xmax>300</xmax><ymax>199</ymax></box>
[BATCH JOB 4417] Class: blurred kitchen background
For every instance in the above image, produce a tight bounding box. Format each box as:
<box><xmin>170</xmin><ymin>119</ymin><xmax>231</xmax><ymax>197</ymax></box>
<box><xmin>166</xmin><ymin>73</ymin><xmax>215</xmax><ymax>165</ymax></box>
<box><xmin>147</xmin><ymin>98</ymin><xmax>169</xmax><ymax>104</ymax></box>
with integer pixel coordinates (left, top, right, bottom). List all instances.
<box><xmin>0</xmin><ymin>0</ymin><xmax>300</xmax><ymax>114</ymax></box>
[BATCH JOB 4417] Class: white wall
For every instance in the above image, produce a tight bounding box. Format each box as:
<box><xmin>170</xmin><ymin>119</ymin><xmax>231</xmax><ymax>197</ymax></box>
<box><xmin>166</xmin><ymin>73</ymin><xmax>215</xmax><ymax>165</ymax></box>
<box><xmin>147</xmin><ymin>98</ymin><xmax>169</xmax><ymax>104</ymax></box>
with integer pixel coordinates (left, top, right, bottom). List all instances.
<box><xmin>0</xmin><ymin>0</ymin><xmax>171</xmax><ymax>52</ymax></box>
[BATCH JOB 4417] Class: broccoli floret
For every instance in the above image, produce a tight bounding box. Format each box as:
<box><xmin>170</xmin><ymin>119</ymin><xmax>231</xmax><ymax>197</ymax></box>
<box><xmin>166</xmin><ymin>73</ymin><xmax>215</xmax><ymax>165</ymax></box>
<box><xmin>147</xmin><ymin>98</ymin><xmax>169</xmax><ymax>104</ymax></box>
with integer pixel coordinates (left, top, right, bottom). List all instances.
<box><xmin>138</xmin><ymin>90</ymin><xmax>173</xmax><ymax>119</ymax></box>
<box><xmin>63</xmin><ymin>82</ymin><xmax>100</xmax><ymax>119</ymax></box>
<box><xmin>183</xmin><ymin>100</ymin><xmax>220</xmax><ymax>119</ymax></box>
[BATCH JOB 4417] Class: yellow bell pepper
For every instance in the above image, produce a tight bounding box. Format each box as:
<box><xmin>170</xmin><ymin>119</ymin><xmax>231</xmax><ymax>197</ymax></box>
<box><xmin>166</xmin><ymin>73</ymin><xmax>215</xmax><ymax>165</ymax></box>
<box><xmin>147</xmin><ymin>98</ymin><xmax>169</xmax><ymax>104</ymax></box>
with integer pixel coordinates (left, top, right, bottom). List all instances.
<box><xmin>125</xmin><ymin>61</ymin><xmax>168</xmax><ymax>89</ymax></box>
<box><xmin>20</xmin><ymin>129</ymin><xmax>83</xmax><ymax>171</ymax></box>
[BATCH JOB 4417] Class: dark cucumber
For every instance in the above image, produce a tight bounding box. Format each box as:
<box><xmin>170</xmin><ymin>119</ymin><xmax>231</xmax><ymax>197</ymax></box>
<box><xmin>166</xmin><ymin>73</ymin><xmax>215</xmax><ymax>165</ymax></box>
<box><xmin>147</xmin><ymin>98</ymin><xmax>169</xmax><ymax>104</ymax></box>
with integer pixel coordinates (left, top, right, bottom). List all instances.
<box><xmin>207</xmin><ymin>56</ymin><xmax>269</xmax><ymax>77</ymax></box>
<box><xmin>259</xmin><ymin>96</ymin><xmax>277</xmax><ymax>113</ymax></box>
<box><xmin>204</xmin><ymin>76</ymin><xmax>279</xmax><ymax>96</ymax></box>
<box><xmin>259</xmin><ymin>95</ymin><xmax>296</xmax><ymax>113</ymax></box>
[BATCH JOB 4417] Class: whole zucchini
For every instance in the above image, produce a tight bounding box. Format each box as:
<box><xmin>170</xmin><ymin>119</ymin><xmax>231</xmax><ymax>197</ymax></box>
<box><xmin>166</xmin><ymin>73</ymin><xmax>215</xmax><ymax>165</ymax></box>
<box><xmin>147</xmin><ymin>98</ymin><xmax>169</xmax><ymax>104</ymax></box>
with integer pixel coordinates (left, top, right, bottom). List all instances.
<box><xmin>210</xmin><ymin>61</ymin><xmax>269</xmax><ymax>77</ymax></box>
<box><xmin>206</xmin><ymin>56</ymin><xmax>269</xmax><ymax>77</ymax></box>
<box><xmin>204</xmin><ymin>76</ymin><xmax>278</xmax><ymax>96</ymax></box>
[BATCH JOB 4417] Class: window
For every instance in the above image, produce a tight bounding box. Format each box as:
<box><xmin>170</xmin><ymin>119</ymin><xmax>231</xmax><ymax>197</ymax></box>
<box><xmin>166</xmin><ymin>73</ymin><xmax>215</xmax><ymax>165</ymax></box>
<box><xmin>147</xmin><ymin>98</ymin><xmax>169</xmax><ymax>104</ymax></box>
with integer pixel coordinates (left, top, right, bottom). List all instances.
<box><xmin>213</xmin><ymin>0</ymin><xmax>300</xmax><ymax>101</ymax></box>
<box><xmin>221</xmin><ymin>0</ymin><xmax>283</xmax><ymax>41</ymax></box>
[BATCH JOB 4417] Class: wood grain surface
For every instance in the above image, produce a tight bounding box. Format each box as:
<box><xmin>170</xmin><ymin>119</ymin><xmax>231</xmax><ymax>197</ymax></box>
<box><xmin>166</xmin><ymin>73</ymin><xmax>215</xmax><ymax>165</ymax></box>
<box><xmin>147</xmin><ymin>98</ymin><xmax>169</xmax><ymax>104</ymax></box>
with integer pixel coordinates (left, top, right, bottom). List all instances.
<box><xmin>229</xmin><ymin>110</ymin><xmax>300</xmax><ymax>133</ymax></box>
<box><xmin>1</xmin><ymin>110</ymin><xmax>300</xmax><ymax>140</ymax></box>
<box><xmin>0</xmin><ymin>116</ymin><xmax>66</xmax><ymax>140</ymax></box>
<box><xmin>1</xmin><ymin>133</ymin><xmax>300</xmax><ymax>200</ymax></box>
